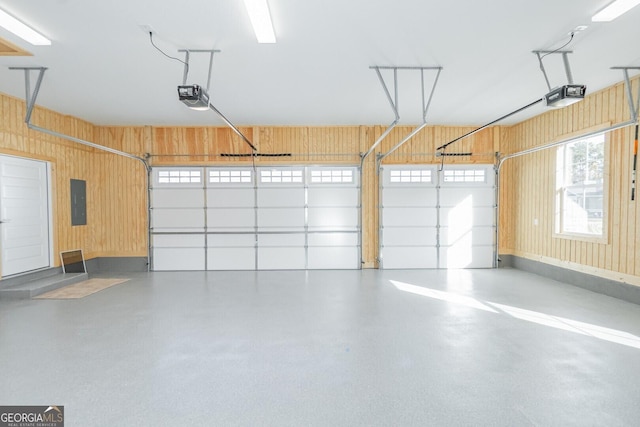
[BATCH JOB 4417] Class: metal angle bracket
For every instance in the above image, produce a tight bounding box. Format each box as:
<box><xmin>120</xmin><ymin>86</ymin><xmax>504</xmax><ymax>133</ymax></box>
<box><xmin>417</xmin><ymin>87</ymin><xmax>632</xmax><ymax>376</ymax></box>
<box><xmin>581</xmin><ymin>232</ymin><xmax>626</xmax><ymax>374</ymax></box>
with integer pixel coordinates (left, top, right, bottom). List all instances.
<box><xmin>369</xmin><ymin>66</ymin><xmax>443</xmax><ymax>125</ymax></box>
<box><xmin>611</xmin><ymin>66</ymin><xmax>640</xmax><ymax>122</ymax></box>
<box><xmin>360</xmin><ymin>66</ymin><xmax>401</xmax><ymax>168</ymax></box>
<box><xmin>369</xmin><ymin>66</ymin><xmax>401</xmax><ymax>122</ymax></box>
<box><xmin>8</xmin><ymin>66</ymin><xmax>47</xmax><ymax>125</ymax></box>
<box><xmin>8</xmin><ymin>66</ymin><xmax>149</xmax><ymax>169</ymax></box>
<box><xmin>178</xmin><ymin>49</ymin><xmax>221</xmax><ymax>92</ymax></box>
<box><xmin>375</xmin><ymin>66</ymin><xmax>443</xmax><ymax>169</ymax></box>
<box><xmin>177</xmin><ymin>48</ymin><xmax>257</xmax><ymax>152</ymax></box>
<box><xmin>362</xmin><ymin>66</ymin><xmax>443</xmax><ymax>170</ymax></box>
<box><xmin>532</xmin><ymin>50</ymin><xmax>574</xmax><ymax>92</ymax></box>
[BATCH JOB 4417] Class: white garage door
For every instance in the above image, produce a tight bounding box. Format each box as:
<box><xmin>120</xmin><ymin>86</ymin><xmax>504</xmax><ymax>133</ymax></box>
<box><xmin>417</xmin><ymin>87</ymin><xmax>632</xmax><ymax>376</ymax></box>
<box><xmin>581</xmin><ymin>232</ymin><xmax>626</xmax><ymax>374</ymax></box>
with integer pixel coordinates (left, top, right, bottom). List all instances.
<box><xmin>380</xmin><ymin>164</ymin><xmax>495</xmax><ymax>269</ymax></box>
<box><xmin>207</xmin><ymin>168</ymin><xmax>256</xmax><ymax>270</ymax></box>
<box><xmin>151</xmin><ymin>166</ymin><xmax>359</xmax><ymax>270</ymax></box>
<box><xmin>151</xmin><ymin>169</ymin><xmax>205</xmax><ymax>271</ymax></box>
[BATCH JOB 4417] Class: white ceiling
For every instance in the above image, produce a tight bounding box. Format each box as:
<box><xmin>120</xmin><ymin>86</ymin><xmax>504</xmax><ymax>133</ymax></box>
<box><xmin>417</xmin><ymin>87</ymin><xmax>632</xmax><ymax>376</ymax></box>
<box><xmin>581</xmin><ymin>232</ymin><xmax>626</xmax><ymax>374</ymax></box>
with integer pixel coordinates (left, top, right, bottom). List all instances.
<box><xmin>0</xmin><ymin>0</ymin><xmax>639</xmax><ymax>128</ymax></box>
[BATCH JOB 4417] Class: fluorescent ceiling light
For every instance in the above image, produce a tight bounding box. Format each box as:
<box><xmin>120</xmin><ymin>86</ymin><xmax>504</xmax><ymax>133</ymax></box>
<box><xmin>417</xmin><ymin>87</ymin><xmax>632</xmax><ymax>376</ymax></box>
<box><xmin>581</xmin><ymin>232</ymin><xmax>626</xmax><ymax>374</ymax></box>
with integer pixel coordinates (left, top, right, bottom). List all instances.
<box><xmin>592</xmin><ymin>0</ymin><xmax>640</xmax><ymax>22</ymax></box>
<box><xmin>243</xmin><ymin>0</ymin><xmax>276</xmax><ymax>43</ymax></box>
<box><xmin>0</xmin><ymin>8</ymin><xmax>50</xmax><ymax>45</ymax></box>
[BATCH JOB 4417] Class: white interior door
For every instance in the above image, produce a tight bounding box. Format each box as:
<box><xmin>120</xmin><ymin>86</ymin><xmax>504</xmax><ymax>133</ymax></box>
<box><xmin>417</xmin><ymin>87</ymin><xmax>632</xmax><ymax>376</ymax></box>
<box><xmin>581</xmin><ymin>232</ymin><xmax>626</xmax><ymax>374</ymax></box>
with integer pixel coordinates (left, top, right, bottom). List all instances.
<box><xmin>0</xmin><ymin>155</ymin><xmax>51</xmax><ymax>276</ymax></box>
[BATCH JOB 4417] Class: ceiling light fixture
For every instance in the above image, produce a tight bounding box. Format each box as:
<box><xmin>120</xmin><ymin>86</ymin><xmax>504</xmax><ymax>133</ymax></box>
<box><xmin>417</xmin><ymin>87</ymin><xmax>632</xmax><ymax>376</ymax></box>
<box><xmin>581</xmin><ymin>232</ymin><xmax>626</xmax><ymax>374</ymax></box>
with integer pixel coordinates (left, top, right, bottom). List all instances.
<box><xmin>0</xmin><ymin>8</ymin><xmax>50</xmax><ymax>45</ymax></box>
<box><xmin>592</xmin><ymin>0</ymin><xmax>640</xmax><ymax>22</ymax></box>
<box><xmin>243</xmin><ymin>0</ymin><xmax>276</xmax><ymax>43</ymax></box>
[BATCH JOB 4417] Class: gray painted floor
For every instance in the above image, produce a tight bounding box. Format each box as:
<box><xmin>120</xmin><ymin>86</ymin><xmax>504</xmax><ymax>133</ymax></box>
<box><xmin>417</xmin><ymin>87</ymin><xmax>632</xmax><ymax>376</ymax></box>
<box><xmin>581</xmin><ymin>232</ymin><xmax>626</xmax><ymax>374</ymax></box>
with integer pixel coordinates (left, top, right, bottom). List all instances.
<box><xmin>1</xmin><ymin>268</ymin><xmax>640</xmax><ymax>426</ymax></box>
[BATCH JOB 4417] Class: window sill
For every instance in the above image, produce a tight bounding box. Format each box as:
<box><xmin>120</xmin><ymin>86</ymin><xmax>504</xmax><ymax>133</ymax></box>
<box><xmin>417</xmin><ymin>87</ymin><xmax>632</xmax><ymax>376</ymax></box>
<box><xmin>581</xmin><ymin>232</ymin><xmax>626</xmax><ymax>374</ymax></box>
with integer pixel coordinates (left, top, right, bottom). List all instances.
<box><xmin>552</xmin><ymin>232</ymin><xmax>608</xmax><ymax>244</ymax></box>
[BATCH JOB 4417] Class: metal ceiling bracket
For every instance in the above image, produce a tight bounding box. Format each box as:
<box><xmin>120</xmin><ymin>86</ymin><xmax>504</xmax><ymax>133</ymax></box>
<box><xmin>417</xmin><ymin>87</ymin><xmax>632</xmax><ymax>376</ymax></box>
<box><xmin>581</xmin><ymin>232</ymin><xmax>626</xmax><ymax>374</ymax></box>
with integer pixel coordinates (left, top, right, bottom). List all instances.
<box><xmin>9</xmin><ymin>66</ymin><xmax>47</xmax><ymax>125</ymax></box>
<box><xmin>360</xmin><ymin>66</ymin><xmax>401</xmax><ymax>165</ymax></box>
<box><xmin>371</xmin><ymin>66</ymin><xmax>401</xmax><ymax>121</ymax></box>
<box><xmin>178</xmin><ymin>49</ymin><xmax>220</xmax><ymax>91</ymax></box>
<box><xmin>360</xmin><ymin>65</ymin><xmax>436</xmax><ymax>267</ymax></box>
<box><xmin>533</xmin><ymin>50</ymin><xmax>574</xmax><ymax>91</ymax></box>
<box><xmin>9</xmin><ymin>66</ymin><xmax>152</xmax><ymax>271</ymax></box>
<box><xmin>611</xmin><ymin>67</ymin><xmax>640</xmax><ymax>122</ymax></box>
<box><xmin>376</xmin><ymin>66</ymin><xmax>442</xmax><ymax>168</ymax></box>
<box><xmin>177</xmin><ymin>48</ymin><xmax>256</xmax><ymax>152</ymax></box>
<box><xmin>8</xmin><ymin>66</ymin><xmax>149</xmax><ymax>170</ymax></box>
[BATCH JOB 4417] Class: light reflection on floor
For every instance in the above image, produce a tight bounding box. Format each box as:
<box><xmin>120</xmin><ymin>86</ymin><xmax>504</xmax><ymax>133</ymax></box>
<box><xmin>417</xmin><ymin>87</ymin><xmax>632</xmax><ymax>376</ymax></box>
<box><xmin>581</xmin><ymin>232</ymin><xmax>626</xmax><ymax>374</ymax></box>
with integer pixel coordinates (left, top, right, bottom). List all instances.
<box><xmin>390</xmin><ymin>279</ymin><xmax>640</xmax><ymax>350</ymax></box>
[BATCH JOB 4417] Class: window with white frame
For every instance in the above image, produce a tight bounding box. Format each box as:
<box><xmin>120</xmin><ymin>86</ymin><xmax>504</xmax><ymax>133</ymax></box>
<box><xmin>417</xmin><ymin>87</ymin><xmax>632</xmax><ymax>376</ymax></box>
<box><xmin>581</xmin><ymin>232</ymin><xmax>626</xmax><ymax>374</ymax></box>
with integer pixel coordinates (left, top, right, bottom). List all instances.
<box><xmin>555</xmin><ymin>133</ymin><xmax>606</xmax><ymax>237</ymax></box>
<box><xmin>209</xmin><ymin>169</ymin><xmax>252</xmax><ymax>184</ymax></box>
<box><xmin>310</xmin><ymin>169</ymin><xmax>354</xmax><ymax>183</ymax></box>
<box><xmin>443</xmin><ymin>169</ymin><xmax>486</xmax><ymax>183</ymax></box>
<box><xmin>157</xmin><ymin>169</ymin><xmax>202</xmax><ymax>184</ymax></box>
<box><xmin>260</xmin><ymin>169</ymin><xmax>303</xmax><ymax>183</ymax></box>
<box><xmin>389</xmin><ymin>169</ymin><xmax>432</xmax><ymax>183</ymax></box>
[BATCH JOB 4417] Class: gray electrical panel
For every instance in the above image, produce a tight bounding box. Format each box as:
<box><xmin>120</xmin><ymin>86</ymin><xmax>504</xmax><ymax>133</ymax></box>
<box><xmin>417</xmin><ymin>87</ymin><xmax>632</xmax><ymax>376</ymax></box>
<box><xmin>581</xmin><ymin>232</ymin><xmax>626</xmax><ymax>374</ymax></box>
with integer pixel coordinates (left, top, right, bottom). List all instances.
<box><xmin>70</xmin><ymin>178</ymin><xmax>87</xmax><ymax>226</ymax></box>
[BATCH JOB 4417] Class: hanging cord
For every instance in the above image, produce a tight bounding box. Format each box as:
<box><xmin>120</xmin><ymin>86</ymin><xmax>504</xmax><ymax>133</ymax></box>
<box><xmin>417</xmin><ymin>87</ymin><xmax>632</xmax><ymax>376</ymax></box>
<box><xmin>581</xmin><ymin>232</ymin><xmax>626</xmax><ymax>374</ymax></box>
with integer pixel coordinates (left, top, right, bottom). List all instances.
<box><xmin>149</xmin><ymin>32</ymin><xmax>189</xmax><ymax>76</ymax></box>
<box><xmin>539</xmin><ymin>32</ymin><xmax>575</xmax><ymax>60</ymax></box>
<box><xmin>537</xmin><ymin>32</ymin><xmax>575</xmax><ymax>76</ymax></box>
<box><xmin>632</xmin><ymin>124</ymin><xmax>638</xmax><ymax>201</ymax></box>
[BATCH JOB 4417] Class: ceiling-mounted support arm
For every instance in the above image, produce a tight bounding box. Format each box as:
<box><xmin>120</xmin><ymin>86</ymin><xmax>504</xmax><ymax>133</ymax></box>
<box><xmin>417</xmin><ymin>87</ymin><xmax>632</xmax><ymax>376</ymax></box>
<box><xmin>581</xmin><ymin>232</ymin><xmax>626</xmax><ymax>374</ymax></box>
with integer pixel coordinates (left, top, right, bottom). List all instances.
<box><xmin>421</xmin><ymin>67</ymin><xmax>441</xmax><ymax>120</ymax></box>
<box><xmin>13</xmin><ymin>66</ymin><xmax>47</xmax><ymax>125</ymax></box>
<box><xmin>611</xmin><ymin>66</ymin><xmax>640</xmax><ymax>122</ymax></box>
<box><xmin>360</xmin><ymin>67</ymin><xmax>401</xmax><ymax>165</ymax></box>
<box><xmin>182</xmin><ymin>50</ymin><xmax>189</xmax><ymax>85</ymax></box>
<box><xmin>177</xmin><ymin>49</ymin><xmax>256</xmax><ymax>153</ymax></box>
<box><xmin>373</xmin><ymin>66</ymin><xmax>400</xmax><ymax>122</ymax></box>
<box><xmin>9</xmin><ymin>67</ymin><xmax>150</xmax><ymax>171</ymax></box>
<box><xmin>179</xmin><ymin>49</ymin><xmax>220</xmax><ymax>91</ymax></box>
<box><xmin>534</xmin><ymin>51</ymin><xmax>552</xmax><ymax>91</ymax></box>
<box><xmin>562</xmin><ymin>52</ymin><xmax>574</xmax><ymax>85</ymax></box>
<box><xmin>534</xmin><ymin>50</ymin><xmax>574</xmax><ymax>91</ymax></box>
<box><xmin>358</xmin><ymin>66</ymin><xmax>403</xmax><ymax>267</ymax></box>
<box><xmin>378</xmin><ymin>123</ymin><xmax>428</xmax><ymax>166</ymax></box>
<box><xmin>377</xmin><ymin>66</ymin><xmax>442</xmax><ymax>165</ymax></box>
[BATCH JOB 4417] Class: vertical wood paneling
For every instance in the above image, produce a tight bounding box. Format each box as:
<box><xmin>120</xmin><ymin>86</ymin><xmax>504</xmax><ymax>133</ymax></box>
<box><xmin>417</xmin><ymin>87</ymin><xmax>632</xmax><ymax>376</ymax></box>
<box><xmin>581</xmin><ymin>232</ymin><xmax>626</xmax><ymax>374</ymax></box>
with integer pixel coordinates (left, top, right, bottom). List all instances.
<box><xmin>500</xmin><ymin>77</ymin><xmax>640</xmax><ymax>283</ymax></box>
<box><xmin>3</xmin><ymin>74</ymin><xmax>638</xmax><ymax>278</ymax></box>
<box><xmin>360</xmin><ymin>126</ymin><xmax>377</xmax><ymax>268</ymax></box>
<box><xmin>2</xmin><ymin>91</ymin><xmax>511</xmax><ymax>270</ymax></box>
<box><xmin>0</xmin><ymin>94</ymin><xmax>148</xmax><ymax>275</ymax></box>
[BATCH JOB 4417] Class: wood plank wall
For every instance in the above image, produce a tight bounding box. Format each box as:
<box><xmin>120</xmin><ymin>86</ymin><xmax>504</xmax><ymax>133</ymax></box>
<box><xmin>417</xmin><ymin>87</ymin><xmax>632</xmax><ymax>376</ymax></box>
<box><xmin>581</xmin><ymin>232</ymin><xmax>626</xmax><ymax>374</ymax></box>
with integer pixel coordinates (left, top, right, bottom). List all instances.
<box><xmin>0</xmin><ymin>95</ymin><xmax>148</xmax><ymax>276</ymax></box>
<box><xmin>0</xmin><ymin>89</ymin><xmax>513</xmax><ymax>273</ymax></box>
<box><xmin>146</xmin><ymin>124</ymin><xmax>495</xmax><ymax>268</ymax></box>
<box><xmin>500</xmin><ymin>77</ymin><xmax>640</xmax><ymax>285</ymax></box>
<box><xmin>2</xmin><ymin>73</ymin><xmax>638</xmax><ymax>284</ymax></box>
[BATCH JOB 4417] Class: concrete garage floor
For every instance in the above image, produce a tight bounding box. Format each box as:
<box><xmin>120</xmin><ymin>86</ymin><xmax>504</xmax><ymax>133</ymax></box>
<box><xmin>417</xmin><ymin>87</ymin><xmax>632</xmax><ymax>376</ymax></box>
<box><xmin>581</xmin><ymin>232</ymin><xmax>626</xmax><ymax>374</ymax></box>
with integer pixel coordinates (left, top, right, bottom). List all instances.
<box><xmin>1</xmin><ymin>268</ymin><xmax>640</xmax><ymax>426</ymax></box>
